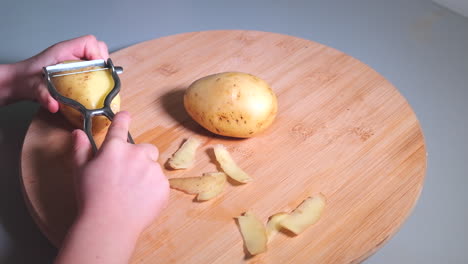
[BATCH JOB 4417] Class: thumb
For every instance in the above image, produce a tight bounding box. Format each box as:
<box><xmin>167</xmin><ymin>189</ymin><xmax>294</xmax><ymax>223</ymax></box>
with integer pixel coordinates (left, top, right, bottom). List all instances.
<box><xmin>36</xmin><ymin>81</ymin><xmax>59</xmax><ymax>113</ymax></box>
<box><xmin>71</xmin><ymin>129</ymin><xmax>92</xmax><ymax>168</ymax></box>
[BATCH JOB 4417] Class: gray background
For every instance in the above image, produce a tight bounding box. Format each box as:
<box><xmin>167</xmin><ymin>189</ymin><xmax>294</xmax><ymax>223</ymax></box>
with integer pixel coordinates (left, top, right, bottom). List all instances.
<box><xmin>1</xmin><ymin>0</ymin><xmax>467</xmax><ymax>263</ymax></box>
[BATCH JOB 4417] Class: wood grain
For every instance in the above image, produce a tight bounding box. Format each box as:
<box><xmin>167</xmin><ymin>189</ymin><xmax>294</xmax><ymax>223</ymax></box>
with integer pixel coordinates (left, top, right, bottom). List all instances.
<box><xmin>20</xmin><ymin>30</ymin><xmax>426</xmax><ymax>263</ymax></box>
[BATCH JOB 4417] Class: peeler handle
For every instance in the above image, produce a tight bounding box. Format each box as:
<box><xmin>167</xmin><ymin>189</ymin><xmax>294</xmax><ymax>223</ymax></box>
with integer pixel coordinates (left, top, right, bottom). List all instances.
<box><xmin>83</xmin><ymin>112</ymin><xmax>99</xmax><ymax>153</ymax></box>
<box><xmin>101</xmin><ymin>58</ymin><xmax>135</xmax><ymax>147</ymax></box>
<box><xmin>86</xmin><ymin>58</ymin><xmax>135</xmax><ymax>154</ymax></box>
<box><xmin>83</xmin><ymin>110</ymin><xmax>135</xmax><ymax>154</ymax></box>
<box><xmin>104</xmin><ymin>111</ymin><xmax>135</xmax><ymax>146</ymax></box>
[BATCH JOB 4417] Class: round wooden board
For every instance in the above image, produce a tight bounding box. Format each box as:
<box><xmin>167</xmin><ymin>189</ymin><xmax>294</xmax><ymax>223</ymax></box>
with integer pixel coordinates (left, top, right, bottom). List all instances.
<box><xmin>21</xmin><ymin>30</ymin><xmax>426</xmax><ymax>263</ymax></box>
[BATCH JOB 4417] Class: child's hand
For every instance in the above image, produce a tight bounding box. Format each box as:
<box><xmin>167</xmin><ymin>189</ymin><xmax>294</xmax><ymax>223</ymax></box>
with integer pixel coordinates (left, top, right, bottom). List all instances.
<box><xmin>1</xmin><ymin>35</ymin><xmax>108</xmax><ymax>112</ymax></box>
<box><xmin>73</xmin><ymin>111</ymin><xmax>169</xmax><ymax>232</ymax></box>
<box><xmin>55</xmin><ymin>111</ymin><xmax>169</xmax><ymax>264</ymax></box>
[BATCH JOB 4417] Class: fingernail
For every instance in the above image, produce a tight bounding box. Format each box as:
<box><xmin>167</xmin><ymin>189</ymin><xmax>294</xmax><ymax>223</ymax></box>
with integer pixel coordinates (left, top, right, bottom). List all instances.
<box><xmin>71</xmin><ymin>130</ymin><xmax>79</xmax><ymax>144</ymax></box>
<box><xmin>71</xmin><ymin>129</ymin><xmax>80</xmax><ymax>138</ymax></box>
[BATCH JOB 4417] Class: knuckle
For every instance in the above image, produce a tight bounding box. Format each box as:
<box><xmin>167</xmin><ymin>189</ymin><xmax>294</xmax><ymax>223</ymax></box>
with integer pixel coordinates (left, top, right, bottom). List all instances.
<box><xmin>84</xmin><ymin>34</ymin><xmax>97</xmax><ymax>42</ymax></box>
<box><xmin>104</xmin><ymin>137</ymin><xmax>124</xmax><ymax>149</ymax></box>
<box><xmin>107</xmin><ymin>137</ymin><xmax>120</xmax><ymax>145</ymax></box>
<box><xmin>98</xmin><ymin>40</ymin><xmax>108</xmax><ymax>48</ymax></box>
<box><xmin>111</xmin><ymin>118</ymin><xmax>127</xmax><ymax>128</ymax></box>
<box><xmin>134</xmin><ymin>146</ymin><xmax>148</xmax><ymax>159</ymax></box>
<box><xmin>162</xmin><ymin>177</ymin><xmax>169</xmax><ymax>188</ymax></box>
<box><xmin>144</xmin><ymin>143</ymin><xmax>159</xmax><ymax>155</ymax></box>
<box><xmin>110</xmin><ymin>122</ymin><xmax>127</xmax><ymax>132</ymax></box>
<box><xmin>152</xmin><ymin>161</ymin><xmax>163</xmax><ymax>172</ymax></box>
<box><xmin>115</xmin><ymin>111</ymin><xmax>130</xmax><ymax>121</ymax></box>
<box><xmin>109</xmin><ymin>126</ymin><xmax>124</xmax><ymax>136</ymax></box>
<box><xmin>133</xmin><ymin>143</ymin><xmax>159</xmax><ymax>161</ymax></box>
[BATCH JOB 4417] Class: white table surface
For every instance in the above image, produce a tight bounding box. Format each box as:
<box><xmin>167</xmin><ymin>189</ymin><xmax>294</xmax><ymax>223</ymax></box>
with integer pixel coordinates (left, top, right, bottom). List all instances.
<box><xmin>1</xmin><ymin>0</ymin><xmax>467</xmax><ymax>263</ymax></box>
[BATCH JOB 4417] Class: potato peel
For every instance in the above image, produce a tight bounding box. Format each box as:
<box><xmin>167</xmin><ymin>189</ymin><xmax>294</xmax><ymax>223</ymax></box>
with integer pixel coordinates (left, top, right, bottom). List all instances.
<box><xmin>279</xmin><ymin>194</ymin><xmax>326</xmax><ymax>235</ymax></box>
<box><xmin>236</xmin><ymin>211</ymin><xmax>268</xmax><ymax>255</ymax></box>
<box><xmin>213</xmin><ymin>144</ymin><xmax>252</xmax><ymax>183</ymax></box>
<box><xmin>265</xmin><ymin>212</ymin><xmax>288</xmax><ymax>242</ymax></box>
<box><xmin>168</xmin><ymin>137</ymin><xmax>202</xmax><ymax>169</ymax></box>
<box><xmin>196</xmin><ymin>172</ymin><xmax>227</xmax><ymax>201</ymax></box>
<box><xmin>168</xmin><ymin>172</ymin><xmax>226</xmax><ymax>201</ymax></box>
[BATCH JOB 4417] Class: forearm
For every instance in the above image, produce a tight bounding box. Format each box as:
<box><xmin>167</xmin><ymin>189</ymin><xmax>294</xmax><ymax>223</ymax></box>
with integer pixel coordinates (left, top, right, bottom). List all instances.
<box><xmin>55</xmin><ymin>211</ymin><xmax>141</xmax><ymax>264</ymax></box>
<box><xmin>0</xmin><ymin>61</ymin><xmax>41</xmax><ymax>106</ymax></box>
<box><xmin>0</xmin><ymin>63</ymin><xmax>18</xmax><ymax>106</ymax></box>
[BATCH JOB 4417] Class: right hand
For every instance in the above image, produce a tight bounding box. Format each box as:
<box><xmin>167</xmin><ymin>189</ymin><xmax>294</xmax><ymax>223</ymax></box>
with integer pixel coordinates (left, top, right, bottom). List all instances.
<box><xmin>56</xmin><ymin>111</ymin><xmax>169</xmax><ymax>264</ymax></box>
<box><xmin>72</xmin><ymin>111</ymin><xmax>170</xmax><ymax>235</ymax></box>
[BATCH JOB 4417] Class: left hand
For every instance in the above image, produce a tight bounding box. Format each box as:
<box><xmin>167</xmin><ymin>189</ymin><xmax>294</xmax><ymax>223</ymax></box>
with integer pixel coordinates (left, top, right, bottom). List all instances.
<box><xmin>5</xmin><ymin>35</ymin><xmax>109</xmax><ymax>112</ymax></box>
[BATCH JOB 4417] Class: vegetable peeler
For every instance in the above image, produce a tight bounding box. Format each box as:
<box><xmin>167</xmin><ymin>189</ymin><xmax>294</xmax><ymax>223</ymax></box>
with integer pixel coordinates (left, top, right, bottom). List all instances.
<box><xmin>43</xmin><ymin>58</ymin><xmax>134</xmax><ymax>153</ymax></box>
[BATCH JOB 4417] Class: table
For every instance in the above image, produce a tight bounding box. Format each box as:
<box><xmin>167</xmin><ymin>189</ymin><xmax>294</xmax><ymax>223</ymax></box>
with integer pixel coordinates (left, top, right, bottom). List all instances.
<box><xmin>1</xmin><ymin>0</ymin><xmax>467</xmax><ymax>263</ymax></box>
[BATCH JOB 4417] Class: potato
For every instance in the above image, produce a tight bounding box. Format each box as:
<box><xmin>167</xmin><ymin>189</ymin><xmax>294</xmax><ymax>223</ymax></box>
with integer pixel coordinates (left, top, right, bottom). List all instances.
<box><xmin>168</xmin><ymin>172</ymin><xmax>227</xmax><ymax>201</ymax></box>
<box><xmin>184</xmin><ymin>72</ymin><xmax>277</xmax><ymax>138</ymax></box>
<box><xmin>168</xmin><ymin>137</ymin><xmax>202</xmax><ymax>169</ymax></box>
<box><xmin>280</xmin><ymin>194</ymin><xmax>326</xmax><ymax>235</ymax></box>
<box><xmin>51</xmin><ymin>63</ymin><xmax>120</xmax><ymax>135</ymax></box>
<box><xmin>265</xmin><ymin>212</ymin><xmax>288</xmax><ymax>242</ymax></box>
<box><xmin>213</xmin><ymin>144</ymin><xmax>252</xmax><ymax>183</ymax></box>
<box><xmin>236</xmin><ymin>211</ymin><xmax>268</xmax><ymax>255</ymax></box>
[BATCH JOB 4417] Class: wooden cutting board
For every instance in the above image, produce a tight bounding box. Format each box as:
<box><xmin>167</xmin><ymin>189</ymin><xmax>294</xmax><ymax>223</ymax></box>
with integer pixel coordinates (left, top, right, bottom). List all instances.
<box><xmin>20</xmin><ymin>30</ymin><xmax>426</xmax><ymax>263</ymax></box>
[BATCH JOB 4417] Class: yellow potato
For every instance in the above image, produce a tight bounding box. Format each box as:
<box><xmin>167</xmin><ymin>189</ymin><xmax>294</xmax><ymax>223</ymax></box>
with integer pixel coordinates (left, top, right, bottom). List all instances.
<box><xmin>236</xmin><ymin>211</ymin><xmax>268</xmax><ymax>255</ymax></box>
<box><xmin>51</xmin><ymin>64</ymin><xmax>120</xmax><ymax>135</ymax></box>
<box><xmin>280</xmin><ymin>194</ymin><xmax>326</xmax><ymax>235</ymax></box>
<box><xmin>184</xmin><ymin>72</ymin><xmax>277</xmax><ymax>138</ymax></box>
<box><xmin>168</xmin><ymin>137</ymin><xmax>202</xmax><ymax>169</ymax></box>
<box><xmin>168</xmin><ymin>172</ymin><xmax>227</xmax><ymax>201</ymax></box>
<box><xmin>213</xmin><ymin>144</ymin><xmax>252</xmax><ymax>183</ymax></box>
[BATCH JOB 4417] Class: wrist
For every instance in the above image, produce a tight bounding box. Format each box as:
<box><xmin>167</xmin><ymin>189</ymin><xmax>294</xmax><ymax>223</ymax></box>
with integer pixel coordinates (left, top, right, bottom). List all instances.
<box><xmin>79</xmin><ymin>197</ymin><xmax>152</xmax><ymax>236</ymax></box>
<box><xmin>0</xmin><ymin>64</ymin><xmax>18</xmax><ymax>105</ymax></box>
<box><xmin>0</xmin><ymin>59</ymin><xmax>44</xmax><ymax>106</ymax></box>
<box><xmin>10</xmin><ymin>60</ymin><xmax>40</xmax><ymax>101</ymax></box>
<box><xmin>56</xmin><ymin>209</ymin><xmax>141</xmax><ymax>264</ymax></box>
<box><xmin>76</xmin><ymin>207</ymin><xmax>142</xmax><ymax>243</ymax></box>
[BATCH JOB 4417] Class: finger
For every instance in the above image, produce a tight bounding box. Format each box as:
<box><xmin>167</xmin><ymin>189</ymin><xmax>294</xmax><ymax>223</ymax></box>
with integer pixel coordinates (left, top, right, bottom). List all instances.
<box><xmin>71</xmin><ymin>129</ymin><xmax>93</xmax><ymax>168</ymax></box>
<box><xmin>36</xmin><ymin>84</ymin><xmax>50</xmax><ymax>109</ymax></box>
<box><xmin>104</xmin><ymin>111</ymin><xmax>131</xmax><ymax>143</ymax></box>
<box><xmin>51</xmin><ymin>35</ymin><xmax>108</xmax><ymax>62</ymax></box>
<box><xmin>46</xmin><ymin>94</ymin><xmax>60</xmax><ymax>113</ymax></box>
<box><xmin>36</xmin><ymin>83</ymin><xmax>59</xmax><ymax>113</ymax></box>
<box><xmin>138</xmin><ymin>143</ymin><xmax>159</xmax><ymax>161</ymax></box>
<box><xmin>73</xmin><ymin>35</ymin><xmax>101</xmax><ymax>60</ymax></box>
<box><xmin>98</xmin><ymin>41</ymin><xmax>110</xmax><ymax>60</ymax></box>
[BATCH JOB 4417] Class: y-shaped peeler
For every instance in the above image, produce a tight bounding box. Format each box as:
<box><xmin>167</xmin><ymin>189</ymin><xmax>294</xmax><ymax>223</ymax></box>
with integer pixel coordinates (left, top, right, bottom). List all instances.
<box><xmin>43</xmin><ymin>59</ymin><xmax>134</xmax><ymax>153</ymax></box>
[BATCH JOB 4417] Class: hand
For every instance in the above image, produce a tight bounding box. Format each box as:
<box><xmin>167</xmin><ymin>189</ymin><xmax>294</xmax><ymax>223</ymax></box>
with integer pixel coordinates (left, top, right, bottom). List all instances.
<box><xmin>0</xmin><ymin>35</ymin><xmax>109</xmax><ymax>112</ymax></box>
<box><xmin>73</xmin><ymin>111</ymin><xmax>169</xmax><ymax>232</ymax></box>
<box><xmin>55</xmin><ymin>111</ymin><xmax>169</xmax><ymax>264</ymax></box>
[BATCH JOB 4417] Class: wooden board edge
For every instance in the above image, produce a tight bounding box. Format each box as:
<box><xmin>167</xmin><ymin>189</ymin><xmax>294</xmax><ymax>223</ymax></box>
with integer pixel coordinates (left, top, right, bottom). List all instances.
<box><xmin>19</xmin><ymin>108</ymin><xmax>61</xmax><ymax>248</ymax></box>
